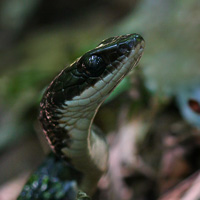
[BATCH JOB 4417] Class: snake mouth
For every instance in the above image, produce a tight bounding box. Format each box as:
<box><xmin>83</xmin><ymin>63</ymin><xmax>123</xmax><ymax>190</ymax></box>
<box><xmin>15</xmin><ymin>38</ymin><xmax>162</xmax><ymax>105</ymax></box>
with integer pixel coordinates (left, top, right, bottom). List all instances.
<box><xmin>131</xmin><ymin>40</ymin><xmax>145</xmax><ymax>70</ymax></box>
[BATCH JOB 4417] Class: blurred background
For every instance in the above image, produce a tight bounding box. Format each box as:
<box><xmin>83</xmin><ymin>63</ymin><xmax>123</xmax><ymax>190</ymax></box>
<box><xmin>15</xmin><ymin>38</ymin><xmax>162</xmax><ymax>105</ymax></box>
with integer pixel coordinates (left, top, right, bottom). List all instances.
<box><xmin>0</xmin><ymin>0</ymin><xmax>200</xmax><ymax>199</ymax></box>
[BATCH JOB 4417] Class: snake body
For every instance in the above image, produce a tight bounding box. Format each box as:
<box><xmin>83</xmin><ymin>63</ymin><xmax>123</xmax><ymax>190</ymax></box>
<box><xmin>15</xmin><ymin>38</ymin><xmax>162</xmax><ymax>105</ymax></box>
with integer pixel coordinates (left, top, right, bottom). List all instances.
<box><xmin>19</xmin><ymin>33</ymin><xmax>145</xmax><ymax>199</ymax></box>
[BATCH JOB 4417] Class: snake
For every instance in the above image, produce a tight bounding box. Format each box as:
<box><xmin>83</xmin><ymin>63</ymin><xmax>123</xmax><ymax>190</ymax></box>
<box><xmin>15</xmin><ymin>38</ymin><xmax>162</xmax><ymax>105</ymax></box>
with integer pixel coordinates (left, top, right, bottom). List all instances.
<box><xmin>18</xmin><ymin>33</ymin><xmax>145</xmax><ymax>200</ymax></box>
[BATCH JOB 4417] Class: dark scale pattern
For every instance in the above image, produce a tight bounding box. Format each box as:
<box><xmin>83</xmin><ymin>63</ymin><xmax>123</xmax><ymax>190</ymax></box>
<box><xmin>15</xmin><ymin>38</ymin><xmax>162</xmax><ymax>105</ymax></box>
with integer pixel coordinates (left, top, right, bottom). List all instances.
<box><xmin>39</xmin><ymin>33</ymin><xmax>143</xmax><ymax>162</ymax></box>
<box><xmin>39</xmin><ymin>64</ymin><xmax>92</xmax><ymax>162</ymax></box>
<box><xmin>17</xmin><ymin>153</ymin><xmax>82</xmax><ymax>200</ymax></box>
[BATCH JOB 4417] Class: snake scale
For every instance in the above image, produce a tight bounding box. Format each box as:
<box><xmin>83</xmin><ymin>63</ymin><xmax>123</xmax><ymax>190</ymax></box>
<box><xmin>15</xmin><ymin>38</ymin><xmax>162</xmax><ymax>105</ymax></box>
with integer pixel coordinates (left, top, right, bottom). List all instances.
<box><xmin>18</xmin><ymin>33</ymin><xmax>145</xmax><ymax>200</ymax></box>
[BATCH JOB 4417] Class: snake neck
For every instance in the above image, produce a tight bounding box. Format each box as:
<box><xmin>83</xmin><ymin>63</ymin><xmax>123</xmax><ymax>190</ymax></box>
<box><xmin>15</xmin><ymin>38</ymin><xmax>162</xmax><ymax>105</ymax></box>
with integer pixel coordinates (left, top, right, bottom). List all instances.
<box><xmin>40</xmin><ymin>97</ymin><xmax>108</xmax><ymax>194</ymax></box>
<box><xmin>59</xmin><ymin>105</ymin><xmax>108</xmax><ymax>194</ymax></box>
<box><xmin>60</xmin><ymin>105</ymin><xmax>108</xmax><ymax>171</ymax></box>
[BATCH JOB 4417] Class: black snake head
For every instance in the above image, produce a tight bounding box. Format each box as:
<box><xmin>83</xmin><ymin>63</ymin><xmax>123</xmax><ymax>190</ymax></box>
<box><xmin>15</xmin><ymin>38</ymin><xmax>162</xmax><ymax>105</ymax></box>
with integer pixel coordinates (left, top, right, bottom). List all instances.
<box><xmin>77</xmin><ymin>33</ymin><xmax>144</xmax><ymax>78</ymax></box>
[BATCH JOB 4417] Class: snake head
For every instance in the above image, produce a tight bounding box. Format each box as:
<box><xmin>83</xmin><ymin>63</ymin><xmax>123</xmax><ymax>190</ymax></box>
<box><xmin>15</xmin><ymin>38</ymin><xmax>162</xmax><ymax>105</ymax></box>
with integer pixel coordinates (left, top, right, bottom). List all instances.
<box><xmin>42</xmin><ymin>33</ymin><xmax>145</xmax><ymax>108</ymax></box>
<box><xmin>70</xmin><ymin>33</ymin><xmax>145</xmax><ymax>105</ymax></box>
<box><xmin>77</xmin><ymin>33</ymin><xmax>145</xmax><ymax>78</ymax></box>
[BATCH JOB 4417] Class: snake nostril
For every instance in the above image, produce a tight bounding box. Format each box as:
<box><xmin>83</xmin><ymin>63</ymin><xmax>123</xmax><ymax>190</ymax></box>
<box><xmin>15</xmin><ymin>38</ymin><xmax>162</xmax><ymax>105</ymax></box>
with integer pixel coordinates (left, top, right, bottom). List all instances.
<box><xmin>132</xmin><ymin>34</ymin><xmax>144</xmax><ymax>47</ymax></box>
<box><xmin>135</xmin><ymin>34</ymin><xmax>144</xmax><ymax>41</ymax></box>
<box><xmin>128</xmin><ymin>35</ymin><xmax>144</xmax><ymax>50</ymax></box>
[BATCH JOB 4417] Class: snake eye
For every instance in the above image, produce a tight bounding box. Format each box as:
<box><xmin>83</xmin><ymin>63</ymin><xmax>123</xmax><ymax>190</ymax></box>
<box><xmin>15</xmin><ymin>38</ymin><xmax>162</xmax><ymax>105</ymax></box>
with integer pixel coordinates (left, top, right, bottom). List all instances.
<box><xmin>80</xmin><ymin>55</ymin><xmax>106</xmax><ymax>77</ymax></box>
